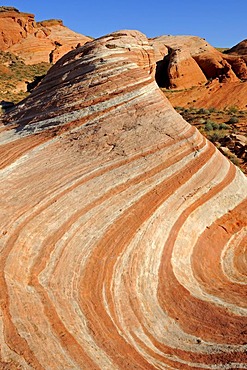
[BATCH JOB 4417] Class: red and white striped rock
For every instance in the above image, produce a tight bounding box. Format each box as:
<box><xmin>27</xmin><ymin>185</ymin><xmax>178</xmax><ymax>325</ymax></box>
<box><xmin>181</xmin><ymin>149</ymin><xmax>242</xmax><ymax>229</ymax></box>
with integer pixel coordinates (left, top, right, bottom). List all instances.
<box><xmin>0</xmin><ymin>30</ymin><xmax>246</xmax><ymax>369</ymax></box>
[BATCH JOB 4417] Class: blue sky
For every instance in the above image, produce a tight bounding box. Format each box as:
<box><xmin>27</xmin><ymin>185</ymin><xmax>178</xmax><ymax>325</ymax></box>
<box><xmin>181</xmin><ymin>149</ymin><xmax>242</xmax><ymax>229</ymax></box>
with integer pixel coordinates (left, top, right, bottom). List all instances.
<box><xmin>3</xmin><ymin>0</ymin><xmax>246</xmax><ymax>47</ymax></box>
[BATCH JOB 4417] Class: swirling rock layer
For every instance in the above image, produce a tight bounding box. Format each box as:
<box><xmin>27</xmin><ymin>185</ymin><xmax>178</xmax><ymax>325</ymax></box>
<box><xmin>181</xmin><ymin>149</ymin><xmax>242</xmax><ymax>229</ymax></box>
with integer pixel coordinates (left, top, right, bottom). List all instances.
<box><xmin>0</xmin><ymin>30</ymin><xmax>247</xmax><ymax>369</ymax></box>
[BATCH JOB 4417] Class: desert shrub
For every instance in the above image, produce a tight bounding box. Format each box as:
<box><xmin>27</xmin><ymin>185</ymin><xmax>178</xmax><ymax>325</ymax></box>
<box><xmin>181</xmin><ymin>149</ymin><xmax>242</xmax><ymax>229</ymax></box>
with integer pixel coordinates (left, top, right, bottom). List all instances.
<box><xmin>208</xmin><ymin>133</ymin><xmax>219</xmax><ymax>142</ymax></box>
<box><xmin>205</xmin><ymin>122</ymin><xmax>213</xmax><ymax>131</ymax></box>
<box><xmin>198</xmin><ymin>118</ymin><xmax>206</xmax><ymax>124</ymax></box>
<box><xmin>207</xmin><ymin>131</ymin><xmax>228</xmax><ymax>142</ymax></box>
<box><xmin>204</xmin><ymin>122</ymin><xmax>221</xmax><ymax>133</ymax></box>
<box><xmin>188</xmin><ymin>107</ymin><xmax>197</xmax><ymax>112</ymax></box>
<box><xmin>227</xmin><ymin>116</ymin><xmax>239</xmax><ymax>124</ymax></box>
<box><xmin>226</xmin><ymin>153</ymin><xmax>240</xmax><ymax>166</ymax></box>
<box><xmin>211</xmin><ymin>122</ymin><xmax>219</xmax><ymax>130</ymax></box>
<box><xmin>227</xmin><ymin>106</ymin><xmax>238</xmax><ymax>114</ymax></box>
<box><xmin>208</xmin><ymin>107</ymin><xmax>216</xmax><ymax>113</ymax></box>
<box><xmin>198</xmin><ymin>108</ymin><xmax>210</xmax><ymax>114</ymax></box>
<box><xmin>219</xmin><ymin>123</ymin><xmax>228</xmax><ymax>130</ymax></box>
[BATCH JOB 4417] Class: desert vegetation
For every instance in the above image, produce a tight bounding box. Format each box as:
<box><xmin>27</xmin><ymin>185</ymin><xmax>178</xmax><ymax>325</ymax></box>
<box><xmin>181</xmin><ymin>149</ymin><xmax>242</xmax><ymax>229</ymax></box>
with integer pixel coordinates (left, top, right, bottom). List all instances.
<box><xmin>0</xmin><ymin>51</ymin><xmax>50</xmax><ymax>103</ymax></box>
<box><xmin>174</xmin><ymin>105</ymin><xmax>247</xmax><ymax>173</ymax></box>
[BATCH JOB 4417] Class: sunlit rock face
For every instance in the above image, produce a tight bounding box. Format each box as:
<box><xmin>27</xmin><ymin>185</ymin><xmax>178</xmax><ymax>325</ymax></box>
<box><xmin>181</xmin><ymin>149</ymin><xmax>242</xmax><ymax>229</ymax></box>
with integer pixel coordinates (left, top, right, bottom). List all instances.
<box><xmin>150</xmin><ymin>35</ymin><xmax>247</xmax><ymax>88</ymax></box>
<box><xmin>0</xmin><ymin>7</ymin><xmax>91</xmax><ymax>64</ymax></box>
<box><xmin>226</xmin><ymin>39</ymin><xmax>247</xmax><ymax>56</ymax></box>
<box><xmin>0</xmin><ymin>30</ymin><xmax>246</xmax><ymax>370</ymax></box>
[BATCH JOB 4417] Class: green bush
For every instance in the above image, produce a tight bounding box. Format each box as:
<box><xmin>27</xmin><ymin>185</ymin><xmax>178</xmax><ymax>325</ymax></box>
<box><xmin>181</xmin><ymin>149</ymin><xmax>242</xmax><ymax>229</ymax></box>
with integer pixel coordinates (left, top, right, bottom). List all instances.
<box><xmin>211</xmin><ymin>122</ymin><xmax>219</xmax><ymax>130</ymax></box>
<box><xmin>219</xmin><ymin>123</ymin><xmax>228</xmax><ymax>130</ymax></box>
<box><xmin>227</xmin><ymin>106</ymin><xmax>238</xmax><ymax>114</ymax></box>
<box><xmin>208</xmin><ymin>133</ymin><xmax>220</xmax><ymax>142</ymax></box>
<box><xmin>227</xmin><ymin>116</ymin><xmax>239</xmax><ymax>124</ymax></box>
<box><xmin>205</xmin><ymin>122</ymin><xmax>213</xmax><ymax>131</ymax></box>
<box><xmin>228</xmin><ymin>154</ymin><xmax>240</xmax><ymax>166</ymax></box>
<box><xmin>198</xmin><ymin>108</ymin><xmax>210</xmax><ymax>114</ymax></box>
<box><xmin>198</xmin><ymin>118</ymin><xmax>206</xmax><ymax>124</ymax></box>
<box><xmin>208</xmin><ymin>131</ymin><xmax>228</xmax><ymax>142</ymax></box>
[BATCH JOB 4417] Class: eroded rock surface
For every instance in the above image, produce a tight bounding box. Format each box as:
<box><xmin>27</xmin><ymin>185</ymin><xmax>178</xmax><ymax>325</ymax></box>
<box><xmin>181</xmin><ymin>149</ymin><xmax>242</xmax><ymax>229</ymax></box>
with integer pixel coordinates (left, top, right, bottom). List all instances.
<box><xmin>150</xmin><ymin>35</ymin><xmax>247</xmax><ymax>89</ymax></box>
<box><xmin>225</xmin><ymin>39</ymin><xmax>247</xmax><ymax>56</ymax></box>
<box><xmin>0</xmin><ymin>7</ymin><xmax>91</xmax><ymax>64</ymax></box>
<box><xmin>165</xmin><ymin>48</ymin><xmax>207</xmax><ymax>89</ymax></box>
<box><xmin>0</xmin><ymin>30</ymin><xmax>246</xmax><ymax>369</ymax></box>
<box><xmin>165</xmin><ymin>79</ymin><xmax>247</xmax><ymax>109</ymax></box>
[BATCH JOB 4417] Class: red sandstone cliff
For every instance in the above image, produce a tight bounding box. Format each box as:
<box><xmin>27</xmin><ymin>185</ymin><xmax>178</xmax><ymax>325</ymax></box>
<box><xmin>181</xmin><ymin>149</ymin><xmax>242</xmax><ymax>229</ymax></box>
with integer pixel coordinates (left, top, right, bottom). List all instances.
<box><xmin>150</xmin><ymin>35</ymin><xmax>247</xmax><ymax>109</ymax></box>
<box><xmin>0</xmin><ymin>30</ymin><xmax>246</xmax><ymax>369</ymax></box>
<box><xmin>0</xmin><ymin>6</ymin><xmax>91</xmax><ymax>64</ymax></box>
<box><xmin>150</xmin><ymin>35</ymin><xmax>247</xmax><ymax>88</ymax></box>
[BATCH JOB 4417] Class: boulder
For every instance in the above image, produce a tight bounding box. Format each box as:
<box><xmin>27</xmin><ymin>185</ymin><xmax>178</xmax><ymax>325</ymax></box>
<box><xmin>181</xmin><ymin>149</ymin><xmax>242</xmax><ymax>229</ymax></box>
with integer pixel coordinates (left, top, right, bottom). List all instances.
<box><xmin>224</xmin><ymin>55</ymin><xmax>247</xmax><ymax>80</ymax></box>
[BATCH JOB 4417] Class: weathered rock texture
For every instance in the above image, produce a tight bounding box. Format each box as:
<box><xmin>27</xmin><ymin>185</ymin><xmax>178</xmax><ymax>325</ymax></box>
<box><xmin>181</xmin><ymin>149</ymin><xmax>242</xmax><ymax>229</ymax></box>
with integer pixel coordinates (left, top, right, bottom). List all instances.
<box><xmin>0</xmin><ymin>7</ymin><xmax>91</xmax><ymax>64</ymax></box>
<box><xmin>165</xmin><ymin>79</ymin><xmax>247</xmax><ymax>109</ymax></box>
<box><xmin>0</xmin><ymin>30</ymin><xmax>247</xmax><ymax>369</ymax></box>
<box><xmin>151</xmin><ymin>35</ymin><xmax>247</xmax><ymax>88</ymax></box>
<box><xmin>225</xmin><ymin>39</ymin><xmax>247</xmax><ymax>56</ymax></box>
<box><xmin>151</xmin><ymin>35</ymin><xmax>247</xmax><ymax>109</ymax></box>
<box><xmin>156</xmin><ymin>47</ymin><xmax>207</xmax><ymax>89</ymax></box>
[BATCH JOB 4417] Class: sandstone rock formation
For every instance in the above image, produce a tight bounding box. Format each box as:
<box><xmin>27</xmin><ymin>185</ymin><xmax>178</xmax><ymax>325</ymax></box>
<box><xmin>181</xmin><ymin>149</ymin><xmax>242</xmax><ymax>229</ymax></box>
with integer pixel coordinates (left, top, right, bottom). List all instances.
<box><xmin>150</xmin><ymin>35</ymin><xmax>247</xmax><ymax>90</ymax></box>
<box><xmin>0</xmin><ymin>7</ymin><xmax>91</xmax><ymax>64</ymax></box>
<box><xmin>0</xmin><ymin>7</ymin><xmax>36</xmax><ymax>50</ymax></box>
<box><xmin>165</xmin><ymin>79</ymin><xmax>247</xmax><ymax>110</ymax></box>
<box><xmin>223</xmin><ymin>54</ymin><xmax>247</xmax><ymax>81</ymax></box>
<box><xmin>156</xmin><ymin>47</ymin><xmax>207</xmax><ymax>89</ymax></box>
<box><xmin>225</xmin><ymin>39</ymin><xmax>247</xmax><ymax>56</ymax></box>
<box><xmin>151</xmin><ymin>35</ymin><xmax>247</xmax><ymax>109</ymax></box>
<box><xmin>0</xmin><ymin>30</ymin><xmax>246</xmax><ymax>369</ymax></box>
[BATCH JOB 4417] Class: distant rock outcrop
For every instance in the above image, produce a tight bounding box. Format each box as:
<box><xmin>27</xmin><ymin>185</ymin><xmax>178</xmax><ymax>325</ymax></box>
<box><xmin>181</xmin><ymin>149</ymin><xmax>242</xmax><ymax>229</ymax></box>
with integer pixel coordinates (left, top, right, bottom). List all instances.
<box><xmin>150</xmin><ymin>35</ymin><xmax>247</xmax><ymax>89</ymax></box>
<box><xmin>0</xmin><ymin>7</ymin><xmax>36</xmax><ymax>50</ymax></box>
<box><xmin>223</xmin><ymin>54</ymin><xmax>247</xmax><ymax>81</ymax></box>
<box><xmin>0</xmin><ymin>30</ymin><xmax>246</xmax><ymax>369</ymax></box>
<box><xmin>0</xmin><ymin>7</ymin><xmax>91</xmax><ymax>64</ymax></box>
<box><xmin>225</xmin><ymin>39</ymin><xmax>247</xmax><ymax>56</ymax></box>
<box><xmin>157</xmin><ymin>47</ymin><xmax>207</xmax><ymax>89</ymax></box>
<box><xmin>151</xmin><ymin>35</ymin><xmax>247</xmax><ymax>109</ymax></box>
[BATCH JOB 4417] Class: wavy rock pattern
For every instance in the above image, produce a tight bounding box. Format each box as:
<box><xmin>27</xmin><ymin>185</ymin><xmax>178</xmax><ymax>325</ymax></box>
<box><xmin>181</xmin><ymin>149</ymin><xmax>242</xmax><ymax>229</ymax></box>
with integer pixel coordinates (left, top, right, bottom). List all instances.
<box><xmin>0</xmin><ymin>30</ymin><xmax>247</xmax><ymax>369</ymax></box>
